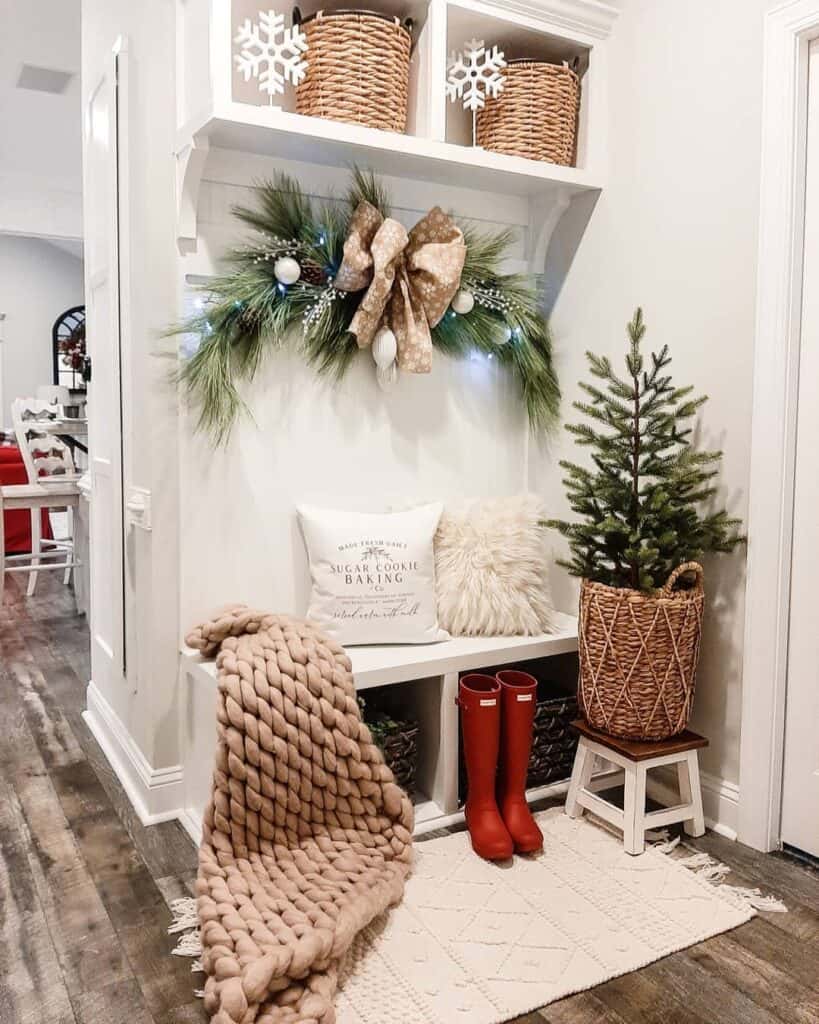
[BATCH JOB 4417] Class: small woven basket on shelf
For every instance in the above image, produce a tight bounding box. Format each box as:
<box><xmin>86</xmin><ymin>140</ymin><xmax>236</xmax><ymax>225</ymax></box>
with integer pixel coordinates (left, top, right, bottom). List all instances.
<box><xmin>476</xmin><ymin>58</ymin><xmax>580</xmax><ymax>166</ymax></box>
<box><xmin>578</xmin><ymin>562</ymin><xmax>705</xmax><ymax>741</ymax></box>
<box><xmin>295</xmin><ymin>8</ymin><xmax>412</xmax><ymax>133</ymax></box>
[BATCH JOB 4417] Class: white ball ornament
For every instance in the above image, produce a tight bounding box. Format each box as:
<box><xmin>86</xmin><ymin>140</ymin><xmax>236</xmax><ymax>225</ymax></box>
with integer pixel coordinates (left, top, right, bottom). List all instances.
<box><xmin>451</xmin><ymin>289</ymin><xmax>475</xmax><ymax>315</ymax></box>
<box><xmin>371</xmin><ymin>326</ymin><xmax>398</xmax><ymax>369</ymax></box>
<box><xmin>273</xmin><ymin>256</ymin><xmax>301</xmax><ymax>286</ymax></box>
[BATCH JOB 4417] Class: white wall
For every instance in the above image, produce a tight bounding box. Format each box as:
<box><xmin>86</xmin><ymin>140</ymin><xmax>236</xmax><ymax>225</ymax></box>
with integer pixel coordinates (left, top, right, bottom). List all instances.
<box><xmin>537</xmin><ymin>0</ymin><xmax>776</xmax><ymax>790</ymax></box>
<box><xmin>0</xmin><ymin>235</ymin><xmax>84</xmax><ymax>425</ymax></box>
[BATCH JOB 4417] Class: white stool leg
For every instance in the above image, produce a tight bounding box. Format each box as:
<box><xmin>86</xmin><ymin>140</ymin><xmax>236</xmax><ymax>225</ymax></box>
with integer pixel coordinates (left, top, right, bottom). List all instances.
<box><xmin>62</xmin><ymin>507</ymin><xmax>73</xmax><ymax>585</ymax></box>
<box><xmin>27</xmin><ymin>509</ymin><xmax>41</xmax><ymax>597</ymax></box>
<box><xmin>681</xmin><ymin>750</ymin><xmax>706</xmax><ymax>837</ymax></box>
<box><xmin>565</xmin><ymin>739</ymin><xmax>595</xmax><ymax>819</ymax></box>
<box><xmin>623</xmin><ymin>762</ymin><xmax>647</xmax><ymax>855</ymax></box>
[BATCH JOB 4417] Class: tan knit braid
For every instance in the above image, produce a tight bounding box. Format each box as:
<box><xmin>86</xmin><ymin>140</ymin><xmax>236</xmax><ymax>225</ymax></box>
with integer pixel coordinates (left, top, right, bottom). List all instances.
<box><xmin>186</xmin><ymin>607</ymin><xmax>414</xmax><ymax>1024</ymax></box>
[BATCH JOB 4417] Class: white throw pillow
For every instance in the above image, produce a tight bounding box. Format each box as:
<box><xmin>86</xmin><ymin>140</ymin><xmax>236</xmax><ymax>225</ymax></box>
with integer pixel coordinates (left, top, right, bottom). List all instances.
<box><xmin>297</xmin><ymin>503</ymin><xmax>449</xmax><ymax>646</ymax></box>
<box><xmin>435</xmin><ymin>495</ymin><xmax>557</xmax><ymax>637</ymax></box>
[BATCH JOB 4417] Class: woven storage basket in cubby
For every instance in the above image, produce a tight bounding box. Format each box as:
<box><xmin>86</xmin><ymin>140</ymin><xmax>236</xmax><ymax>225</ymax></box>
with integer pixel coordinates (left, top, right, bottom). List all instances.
<box><xmin>359</xmin><ymin>703</ymin><xmax>420</xmax><ymax>793</ymax></box>
<box><xmin>527</xmin><ymin>690</ymin><xmax>578</xmax><ymax>788</ymax></box>
<box><xmin>476</xmin><ymin>58</ymin><xmax>580</xmax><ymax>166</ymax></box>
<box><xmin>578</xmin><ymin>562</ymin><xmax>705</xmax><ymax>741</ymax></box>
<box><xmin>295</xmin><ymin>9</ymin><xmax>412</xmax><ymax>133</ymax></box>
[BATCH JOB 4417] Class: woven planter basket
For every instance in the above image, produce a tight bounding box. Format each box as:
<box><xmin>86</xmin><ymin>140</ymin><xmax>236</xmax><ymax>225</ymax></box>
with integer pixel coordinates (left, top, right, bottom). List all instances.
<box><xmin>476</xmin><ymin>59</ymin><xmax>580</xmax><ymax>166</ymax></box>
<box><xmin>295</xmin><ymin>9</ymin><xmax>412</xmax><ymax>133</ymax></box>
<box><xmin>578</xmin><ymin>562</ymin><xmax>705</xmax><ymax>741</ymax></box>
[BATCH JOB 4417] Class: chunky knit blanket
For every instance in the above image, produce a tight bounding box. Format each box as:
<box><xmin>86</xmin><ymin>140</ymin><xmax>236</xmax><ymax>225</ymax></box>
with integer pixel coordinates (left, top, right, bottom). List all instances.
<box><xmin>186</xmin><ymin>607</ymin><xmax>414</xmax><ymax>1024</ymax></box>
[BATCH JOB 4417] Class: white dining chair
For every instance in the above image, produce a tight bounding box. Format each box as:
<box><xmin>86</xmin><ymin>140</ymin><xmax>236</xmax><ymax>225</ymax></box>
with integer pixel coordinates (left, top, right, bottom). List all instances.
<box><xmin>10</xmin><ymin>398</ymin><xmax>80</xmax><ymax>595</ymax></box>
<box><xmin>0</xmin><ymin>484</ymin><xmax>81</xmax><ymax>597</ymax></box>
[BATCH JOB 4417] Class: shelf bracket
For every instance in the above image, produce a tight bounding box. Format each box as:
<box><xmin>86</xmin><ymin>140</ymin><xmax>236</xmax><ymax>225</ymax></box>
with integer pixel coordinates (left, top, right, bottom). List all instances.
<box><xmin>176</xmin><ymin>132</ymin><xmax>210</xmax><ymax>256</ymax></box>
<box><xmin>527</xmin><ymin>187</ymin><xmax>573</xmax><ymax>271</ymax></box>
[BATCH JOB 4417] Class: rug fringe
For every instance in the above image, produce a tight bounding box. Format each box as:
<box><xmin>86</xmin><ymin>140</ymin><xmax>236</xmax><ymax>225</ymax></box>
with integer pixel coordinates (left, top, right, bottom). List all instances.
<box><xmin>659</xmin><ymin>846</ymin><xmax>789</xmax><ymax>913</ymax></box>
<box><xmin>168</xmin><ymin>897</ymin><xmax>199</xmax><ymax>933</ymax></box>
<box><xmin>649</xmin><ymin>834</ymin><xmax>681</xmax><ymax>855</ymax></box>
<box><xmin>171</xmin><ymin>929</ymin><xmax>203</xmax><ymax>958</ymax></box>
<box><xmin>721</xmin><ymin>885</ymin><xmax>788</xmax><ymax>913</ymax></box>
<box><xmin>168</xmin><ymin>896</ymin><xmax>205</xmax><ymax>964</ymax></box>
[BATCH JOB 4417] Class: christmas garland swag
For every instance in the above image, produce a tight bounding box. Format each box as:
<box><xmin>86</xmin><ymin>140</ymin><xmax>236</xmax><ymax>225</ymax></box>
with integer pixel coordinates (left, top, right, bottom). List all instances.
<box><xmin>174</xmin><ymin>170</ymin><xmax>560</xmax><ymax>443</ymax></box>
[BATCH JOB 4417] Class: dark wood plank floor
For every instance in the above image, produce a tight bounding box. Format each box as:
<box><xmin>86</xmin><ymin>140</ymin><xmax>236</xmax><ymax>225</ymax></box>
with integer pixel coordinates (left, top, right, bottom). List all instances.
<box><xmin>1</xmin><ymin>575</ymin><xmax>817</xmax><ymax>1024</ymax></box>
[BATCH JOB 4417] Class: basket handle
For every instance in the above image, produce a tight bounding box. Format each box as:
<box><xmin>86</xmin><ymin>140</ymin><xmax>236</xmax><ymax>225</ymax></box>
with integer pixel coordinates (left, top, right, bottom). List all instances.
<box><xmin>661</xmin><ymin>562</ymin><xmax>704</xmax><ymax>595</ymax></box>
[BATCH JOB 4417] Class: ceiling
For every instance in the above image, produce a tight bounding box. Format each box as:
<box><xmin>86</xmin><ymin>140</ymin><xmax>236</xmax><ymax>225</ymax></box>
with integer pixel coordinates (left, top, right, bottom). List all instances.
<box><xmin>0</xmin><ymin>0</ymin><xmax>81</xmax><ymax>194</ymax></box>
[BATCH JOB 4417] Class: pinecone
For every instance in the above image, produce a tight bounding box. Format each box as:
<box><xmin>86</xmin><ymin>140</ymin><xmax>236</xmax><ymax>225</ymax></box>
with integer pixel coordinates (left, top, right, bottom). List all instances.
<box><xmin>300</xmin><ymin>261</ymin><xmax>328</xmax><ymax>286</ymax></box>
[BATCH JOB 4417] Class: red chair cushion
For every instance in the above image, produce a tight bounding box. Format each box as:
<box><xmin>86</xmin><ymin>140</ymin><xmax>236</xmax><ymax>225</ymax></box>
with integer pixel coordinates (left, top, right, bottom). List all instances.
<box><xmin>1</xmin><ymin>446</ymin><xmax>52</xmax><ymax>554</ymax></box>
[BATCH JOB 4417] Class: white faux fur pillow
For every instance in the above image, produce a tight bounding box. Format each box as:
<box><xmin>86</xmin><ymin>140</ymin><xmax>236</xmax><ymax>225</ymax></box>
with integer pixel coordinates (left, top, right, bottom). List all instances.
<box><xmin>434</xmin><ymin>495</ymin><xmax>557</xmax><ymax>637</ymax></box>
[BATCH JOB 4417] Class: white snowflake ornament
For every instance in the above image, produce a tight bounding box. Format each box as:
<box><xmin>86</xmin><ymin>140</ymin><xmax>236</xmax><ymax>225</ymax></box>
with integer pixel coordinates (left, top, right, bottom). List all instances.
<box><xmin>234</xmin><ymin>10</ymin><xmax>308</xmax><ymax>100</ymax></box>
<box><xmin>446</xmin><ymin>38</ymin><xmax>506</xmax><ymax>113</ymax></box>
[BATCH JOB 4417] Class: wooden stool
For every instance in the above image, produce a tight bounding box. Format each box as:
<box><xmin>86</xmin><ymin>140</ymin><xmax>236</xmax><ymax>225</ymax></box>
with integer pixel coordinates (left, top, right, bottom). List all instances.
<box><xmin>564</xmin><ymin>719</ymin><xmax>707</xmax><ymax>855</ymax></box>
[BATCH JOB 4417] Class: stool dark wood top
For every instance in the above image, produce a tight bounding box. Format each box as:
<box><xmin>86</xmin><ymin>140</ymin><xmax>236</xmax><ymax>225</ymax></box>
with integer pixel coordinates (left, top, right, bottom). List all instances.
<box><xmin>570</xmin><ymin>718</ymin><xmax>708</xmax><ymax>760</ymax></box>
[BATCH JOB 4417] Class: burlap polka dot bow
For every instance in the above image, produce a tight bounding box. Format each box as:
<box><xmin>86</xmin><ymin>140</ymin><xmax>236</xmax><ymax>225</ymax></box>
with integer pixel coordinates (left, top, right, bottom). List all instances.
<box><xmin>334</xmin><ymin>201</ymin><xmax>467</xmax><ymax>373</ymax></box>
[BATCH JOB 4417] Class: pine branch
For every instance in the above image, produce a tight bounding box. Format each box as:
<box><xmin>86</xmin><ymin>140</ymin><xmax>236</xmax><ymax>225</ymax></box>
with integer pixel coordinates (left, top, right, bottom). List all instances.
<box><xmin>171</xmin><ymin>171</ymin><xmax>561</xmax><ymax>443</ymax></box>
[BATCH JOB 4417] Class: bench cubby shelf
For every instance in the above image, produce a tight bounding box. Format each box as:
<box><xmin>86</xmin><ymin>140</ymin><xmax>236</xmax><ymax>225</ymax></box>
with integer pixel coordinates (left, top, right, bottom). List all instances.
<box><xmin>174</xmin><ymin>0</ymin><xmax>617</xmax><ymax>253</ymax></box>
<box><xmin>179</xmin><ymin>612</ymin><xmax>578</xmax><ymax>842</ymax></box>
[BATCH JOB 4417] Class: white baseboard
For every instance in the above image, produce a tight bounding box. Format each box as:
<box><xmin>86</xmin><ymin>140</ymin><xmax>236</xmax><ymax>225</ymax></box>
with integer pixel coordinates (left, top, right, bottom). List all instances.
<box><xmin>83</xmin><ymin>681</ymin><xmax>184</xmax><ymax>826</ymax></box>
<box><xmin>178</xmin><ymin>804</ymin><xmax>203</xmax><ymax>847</ymax></box>
<box><xmin>648</xmin><ymin>767</ymin><xmax>739</xmax><ymax>841</ymax></box>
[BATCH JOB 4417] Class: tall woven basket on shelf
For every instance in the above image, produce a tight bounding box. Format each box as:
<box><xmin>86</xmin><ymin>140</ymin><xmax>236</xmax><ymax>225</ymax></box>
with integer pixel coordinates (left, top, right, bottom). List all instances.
<box><xmin>578</xmin><ymin>562</ymin><xmax>705</xmax><ymax>741</ymax></box>
<box><xmin>476</xmin><ymin>59</ymin><xmax>580</xmax><ymax>166</ymax></box>
<box><xmin>295</xmin><ymin>9</ymin><xmax>412</xmax><ymax>133</ymax></box>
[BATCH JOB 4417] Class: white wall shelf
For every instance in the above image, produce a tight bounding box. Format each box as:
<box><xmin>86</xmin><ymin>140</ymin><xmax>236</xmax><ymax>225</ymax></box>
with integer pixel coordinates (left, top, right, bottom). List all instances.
<box><xmin>178</xmin><ymin>614</ymin><xmax>578</xmax><ymax>840</ymax></box>
<box><xmin>174</xmin><ymin>0</ymin><xmax>617</xmax><ymax>253</ymax></box>
<box><xmin>175</xmin><ymin>103</ymin><xmax>602</xmax><ymax>253</ymax></box>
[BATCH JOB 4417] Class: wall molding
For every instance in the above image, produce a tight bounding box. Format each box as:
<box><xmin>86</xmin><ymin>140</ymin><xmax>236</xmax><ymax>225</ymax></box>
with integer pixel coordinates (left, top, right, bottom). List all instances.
<box><xmin>83</xmin><ymin>681</ymin><xmax>184</xmax><ymax>826</ymax></box>
<box><xmin>495</xmin><ymin>0</ymin><xmax>620</xmax><ymax>40</ymax></box>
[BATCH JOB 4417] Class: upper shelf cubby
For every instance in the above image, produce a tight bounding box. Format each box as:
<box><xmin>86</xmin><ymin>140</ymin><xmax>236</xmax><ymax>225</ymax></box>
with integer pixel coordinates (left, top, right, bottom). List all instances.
<box><xmin>443</xmin><ymin>2</ymin><xmax>592</xmax><ymax>168</ymax></box>
<box><xmin>174</xmin><ymin>0</ymin><xmax>619</xmax><ymax>250</ymax></box>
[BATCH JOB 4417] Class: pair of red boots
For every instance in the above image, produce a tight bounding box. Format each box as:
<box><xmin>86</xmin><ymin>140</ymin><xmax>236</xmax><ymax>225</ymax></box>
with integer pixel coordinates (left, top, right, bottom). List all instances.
<box><xmin>458</xmin><ymin>670</ymin><xmax>543</xmax><ymax>860</ymax></box>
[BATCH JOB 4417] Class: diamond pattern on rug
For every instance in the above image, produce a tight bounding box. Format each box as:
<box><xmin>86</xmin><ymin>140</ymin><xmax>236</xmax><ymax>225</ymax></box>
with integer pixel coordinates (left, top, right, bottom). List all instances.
<box><xmin>334</xmin><ymin>808</ymin><xmax>753</xmax><ymax>1024</ymax></box>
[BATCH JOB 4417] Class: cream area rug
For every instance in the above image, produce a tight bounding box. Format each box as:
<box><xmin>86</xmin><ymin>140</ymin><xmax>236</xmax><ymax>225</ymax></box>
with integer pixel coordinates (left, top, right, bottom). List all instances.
<box><xmin>172</xmin><ymin>808</ymin><xmax>778</xmax><ymax>1024</ymax></box>
<box><xmin>331</xmin><ymin>809</ymin><xmax>754</xmax><ymax>1024</ymax></box>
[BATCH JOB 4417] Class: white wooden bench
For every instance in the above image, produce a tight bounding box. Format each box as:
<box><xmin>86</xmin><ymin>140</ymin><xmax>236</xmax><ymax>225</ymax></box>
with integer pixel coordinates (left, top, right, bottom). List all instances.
<box><xmin>178</xmin><ymin>612</ymin><xmax>578</xmax><ymax>843</ymax></box>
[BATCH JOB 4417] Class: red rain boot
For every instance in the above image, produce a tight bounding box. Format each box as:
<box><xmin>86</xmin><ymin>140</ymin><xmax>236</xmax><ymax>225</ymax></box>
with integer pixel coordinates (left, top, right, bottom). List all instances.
<box><xmin>458</xmin><ymin>674</ymin><xmax>514</xmax><ymax>861</ymax></box>
<box><xmin>496</xmin><ymin>670</ymin><xmax>543</xmax><ymax>854</ymax></box>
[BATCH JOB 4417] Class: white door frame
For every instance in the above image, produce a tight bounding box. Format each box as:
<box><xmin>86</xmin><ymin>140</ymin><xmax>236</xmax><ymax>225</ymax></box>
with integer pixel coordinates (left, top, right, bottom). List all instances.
<box><xmin>738</xmin><ymin>0</ymin><xmax>819</xmax><ymax>852</ymax></box>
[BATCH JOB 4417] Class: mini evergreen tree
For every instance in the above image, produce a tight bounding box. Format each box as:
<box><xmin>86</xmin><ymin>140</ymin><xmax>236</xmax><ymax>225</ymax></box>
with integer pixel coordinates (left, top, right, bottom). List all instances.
<box><xmin>548</xmin><ymin>309</ymin><xmax>744</xmax><ymax>591</ymax></box>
